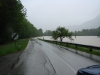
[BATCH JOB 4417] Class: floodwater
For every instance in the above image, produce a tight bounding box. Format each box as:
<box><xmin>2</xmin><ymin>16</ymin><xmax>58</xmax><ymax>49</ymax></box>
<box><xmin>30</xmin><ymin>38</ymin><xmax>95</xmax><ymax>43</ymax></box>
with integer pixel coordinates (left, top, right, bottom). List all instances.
<box><xmin>36</xmin><ymin>36</ymin><xmax>100</xmax><ymax>47</ymax></box>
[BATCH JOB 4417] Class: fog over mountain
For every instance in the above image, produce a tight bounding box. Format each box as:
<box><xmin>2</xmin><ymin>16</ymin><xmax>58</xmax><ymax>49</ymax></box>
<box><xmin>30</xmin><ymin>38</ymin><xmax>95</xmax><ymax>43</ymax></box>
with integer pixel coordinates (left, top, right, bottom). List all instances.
<box><xmin>66</xmin><ymin>14</ymin><xmax>100</xmax><ymax>31</ymax></box>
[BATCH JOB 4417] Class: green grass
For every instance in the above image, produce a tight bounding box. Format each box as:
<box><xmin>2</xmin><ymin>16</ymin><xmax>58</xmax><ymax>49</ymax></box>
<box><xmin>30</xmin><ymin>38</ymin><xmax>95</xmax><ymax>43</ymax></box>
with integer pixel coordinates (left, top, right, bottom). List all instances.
<box><xmin>57</xmin><ymin>43</ymin><xmax>100</xmax><ymax>56</ymax></box>
<box><xmin>58</xmin><ymin>43</ymin><xmax>100</xmax><ymax>56</ymax></box>
<box><xmin>39</xmin><ymin>39</ymin><xmax>100</xmax><ymax>56</ymax></box>
<box><xmin>0</xmin><ymin>39</ymin><xmax>29</xmax><ymax>57</ymax></box>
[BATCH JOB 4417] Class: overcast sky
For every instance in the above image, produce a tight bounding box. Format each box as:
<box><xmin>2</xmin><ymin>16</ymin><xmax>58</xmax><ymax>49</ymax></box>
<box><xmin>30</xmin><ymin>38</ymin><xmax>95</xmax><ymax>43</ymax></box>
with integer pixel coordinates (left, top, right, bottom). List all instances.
<box><xmin>21</xmin><ymin>0</ymin><xmax>100</xmax><ymax>31</ymax></box>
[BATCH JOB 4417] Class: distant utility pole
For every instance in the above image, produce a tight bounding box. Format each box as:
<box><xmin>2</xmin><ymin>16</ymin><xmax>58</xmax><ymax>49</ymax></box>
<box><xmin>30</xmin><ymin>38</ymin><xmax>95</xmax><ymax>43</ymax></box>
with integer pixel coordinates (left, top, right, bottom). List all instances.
<box><xmin>75</xmin><ymin>31</ymin><xmax>76</xmax><ymax>38</ymax></box>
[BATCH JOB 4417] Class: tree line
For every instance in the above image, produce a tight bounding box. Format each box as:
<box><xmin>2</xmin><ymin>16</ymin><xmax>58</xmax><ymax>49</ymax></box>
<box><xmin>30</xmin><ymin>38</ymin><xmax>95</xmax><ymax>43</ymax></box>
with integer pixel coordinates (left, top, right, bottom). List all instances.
<box><xmin>0</xmin><ymin>0</ymin><xmax>42</xmax><ymax>44</ymax></box>
<box><xmin>72</xmin><ymin>27</ymin><xmax>100</xmax><ymax>36</ymax></box>
<box><xmin>43</xmin><ymin>30</ymin><xmax>52</xmax><ymax>36</ymax></box>
<box><xmin>43</xmin><ymin>26</ymin><xmax>100</xmax><ymax>41</ymax></box>
<box><xmin>43</xmin><ymin>27</ymin><xmax>100</xmax><ymax>37</ymax></box>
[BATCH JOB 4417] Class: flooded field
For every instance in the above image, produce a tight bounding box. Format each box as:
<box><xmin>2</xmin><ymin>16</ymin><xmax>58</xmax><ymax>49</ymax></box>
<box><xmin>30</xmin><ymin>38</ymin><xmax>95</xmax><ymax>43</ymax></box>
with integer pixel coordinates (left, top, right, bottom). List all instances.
<box><xmin>36</xmin><ymin>36</ymin><xmax>100</xmax><ymax>47</ymax></box>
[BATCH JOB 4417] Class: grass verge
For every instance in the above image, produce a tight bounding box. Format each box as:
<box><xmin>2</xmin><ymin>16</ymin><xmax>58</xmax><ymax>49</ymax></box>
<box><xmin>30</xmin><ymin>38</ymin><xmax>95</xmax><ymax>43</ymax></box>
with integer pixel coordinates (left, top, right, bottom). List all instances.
<box><xmin>0</xmin><ymin>39</ymin><xmax>29</xmax><ymax>57</ymax></box>
<box><xmin>57</xmin><ymin>43</ymin><xmax>100</xmax><ymax>56</ymax></box>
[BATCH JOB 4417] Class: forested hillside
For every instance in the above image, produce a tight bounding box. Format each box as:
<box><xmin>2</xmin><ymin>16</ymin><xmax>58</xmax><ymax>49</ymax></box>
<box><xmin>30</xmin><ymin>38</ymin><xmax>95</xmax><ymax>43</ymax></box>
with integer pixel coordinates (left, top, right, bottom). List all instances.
<box><xmin>0</xmin><ymin>0</ymin><xmax>42</xmax><ymax>44</ymax></box>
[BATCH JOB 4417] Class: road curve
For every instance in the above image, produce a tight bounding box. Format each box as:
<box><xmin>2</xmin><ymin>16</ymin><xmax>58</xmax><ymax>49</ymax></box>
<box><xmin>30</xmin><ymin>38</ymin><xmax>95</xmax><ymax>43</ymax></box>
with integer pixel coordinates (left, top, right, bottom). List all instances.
<box><xmin>8</xmin><ymin>40</ymin><xmax>56</xmax><ymax>75</ymax></box>
<box><xmin>8</xmin><ymin>39</ymin><xmax>99</xmax><ymax>75</ymax></box>
<box><xmin>37</xmin><ymin>40</ymin><xmax>99</xmax><ymax>75</ymax></box>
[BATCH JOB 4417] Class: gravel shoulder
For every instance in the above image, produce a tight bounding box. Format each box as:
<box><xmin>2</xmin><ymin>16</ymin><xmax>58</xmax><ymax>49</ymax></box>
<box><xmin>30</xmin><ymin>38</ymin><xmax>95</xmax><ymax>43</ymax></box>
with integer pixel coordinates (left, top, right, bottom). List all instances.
<box><xmin>0</xmin><ymin>51</ymin><xmax>23</xmax><ymax>75</ymax></box>
<box><xmin>0</xmin><ymin>40</ymin><xmax>30</xmax><ymax>75</ymax></box>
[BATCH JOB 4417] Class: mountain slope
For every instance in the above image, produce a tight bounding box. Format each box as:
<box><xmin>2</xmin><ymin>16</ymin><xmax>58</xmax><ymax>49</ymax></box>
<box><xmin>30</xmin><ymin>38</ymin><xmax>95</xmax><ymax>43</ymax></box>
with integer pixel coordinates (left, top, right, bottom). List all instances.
<box><xmin>66</xmin><ymin>14</ymin><xmax>100</xmax><ymax>31</ymax></box>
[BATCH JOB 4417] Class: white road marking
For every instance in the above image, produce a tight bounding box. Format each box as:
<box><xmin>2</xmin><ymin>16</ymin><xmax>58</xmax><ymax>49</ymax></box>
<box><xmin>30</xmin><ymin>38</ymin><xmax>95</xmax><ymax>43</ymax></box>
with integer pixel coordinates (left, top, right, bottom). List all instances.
<box><xmin>49</xmin><ymin>49</ymin><xmax>77</xmax><ymax>74</ymax></box>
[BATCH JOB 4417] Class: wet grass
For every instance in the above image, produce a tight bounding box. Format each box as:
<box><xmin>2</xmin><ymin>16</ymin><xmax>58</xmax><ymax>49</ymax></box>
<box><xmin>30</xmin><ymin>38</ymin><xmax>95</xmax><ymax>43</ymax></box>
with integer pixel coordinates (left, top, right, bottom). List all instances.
<box><xmin>56</xmin><ymin>42</ymin><xmax>100</xmax><ymax>56</ymax></box>
<box><xmin>0</xmin><ymin>39</ymin><xmax>29</xmax><ymax>57</ymax></box>
<box><xmin>39</xmin><ymin>39</ymin><xmax>100</xmax><ymax>56</ymax></box>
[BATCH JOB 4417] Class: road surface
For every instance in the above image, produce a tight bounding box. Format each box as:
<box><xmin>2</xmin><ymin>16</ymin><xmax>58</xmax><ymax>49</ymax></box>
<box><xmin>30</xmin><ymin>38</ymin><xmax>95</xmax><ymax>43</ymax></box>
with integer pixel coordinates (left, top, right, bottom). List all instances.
<box><xmin>8</xmin><ymin>39</ymin><xmax>99</xmax><ymax>75</ymax></box>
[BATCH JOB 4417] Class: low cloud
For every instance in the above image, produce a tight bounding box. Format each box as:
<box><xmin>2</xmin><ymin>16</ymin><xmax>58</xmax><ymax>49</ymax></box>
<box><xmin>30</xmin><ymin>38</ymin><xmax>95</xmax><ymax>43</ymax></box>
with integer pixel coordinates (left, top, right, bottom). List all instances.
<box><xmin>21</xmin><ymin>0</ymin><xmax>100</xmax><ymax>31</ymax></box>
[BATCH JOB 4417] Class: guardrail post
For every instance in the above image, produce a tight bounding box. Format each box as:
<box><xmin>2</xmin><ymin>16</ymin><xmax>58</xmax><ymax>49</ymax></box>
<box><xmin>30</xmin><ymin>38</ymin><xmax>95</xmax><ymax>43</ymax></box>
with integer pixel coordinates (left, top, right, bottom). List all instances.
<box><xmin>54</xmin><ymin>41</ymin><xmax>56</xmax><ymax>44</ymax></box>
<box><xmin>75</xmin><ymin>45</ymin><xmax>77</xmax><ymax>54</ymax></box>
<box><xmin>66</xmin><ymin>43</ymin><xmax>68</xmax><ymax>50</ymax></box>
<box><xmin>56</xmin><ymin>41</ymin><xmax>57</xmax><ymax>44</ymax></box>
<box><xmin>90</xmin><ymin>48</ymin><xmax>92</xmax><ymax>59</ymax></box>
<box><xmin>90</xmin><ymin>48</ymin><xmax>92</xmax><ymax>52</ymax></box>
<box><xmin>66</xmin><ymin>43</ymin><xmax>68</xmax><ymax>46</ymax></box>
<box><xmin>60</xmin><ymin>42</ymin><xmax>62</xmax><ymax>45</ymax></box>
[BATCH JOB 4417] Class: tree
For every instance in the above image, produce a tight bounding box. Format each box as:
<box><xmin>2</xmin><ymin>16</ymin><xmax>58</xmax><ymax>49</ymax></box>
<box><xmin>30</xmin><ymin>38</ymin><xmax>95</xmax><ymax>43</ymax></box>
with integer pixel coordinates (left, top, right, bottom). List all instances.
<box><xmin>0</xmin><ymin>0</ymin><xmax>26</xmax><ymax>44</ymax></box>
<box><xmin>52</xmin><ymin>26</ymin><xmax>73</xmax><ymax>41</ymax></box>
<box><xmin>0</xmin><ymin>0</ymin><xmax>43</xmax><ymax>44</ymax></box>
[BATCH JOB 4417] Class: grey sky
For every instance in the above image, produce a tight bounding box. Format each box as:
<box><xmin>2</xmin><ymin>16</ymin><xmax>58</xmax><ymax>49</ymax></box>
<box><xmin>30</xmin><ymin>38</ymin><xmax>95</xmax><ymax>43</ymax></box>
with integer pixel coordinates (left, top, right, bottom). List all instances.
<box><xmin>21</xmin><ymin>0</ymin><xmax>100</xmax><ymax>31</ymax></box>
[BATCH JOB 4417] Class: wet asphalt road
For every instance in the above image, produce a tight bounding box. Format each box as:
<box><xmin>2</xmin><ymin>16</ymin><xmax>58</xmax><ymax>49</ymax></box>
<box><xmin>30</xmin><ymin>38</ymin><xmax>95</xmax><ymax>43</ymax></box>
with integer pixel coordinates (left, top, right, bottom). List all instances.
<box><xmin>8</xmin><ymin>39</ymin><xmax>99</xmax><ymax>75</ymax></box>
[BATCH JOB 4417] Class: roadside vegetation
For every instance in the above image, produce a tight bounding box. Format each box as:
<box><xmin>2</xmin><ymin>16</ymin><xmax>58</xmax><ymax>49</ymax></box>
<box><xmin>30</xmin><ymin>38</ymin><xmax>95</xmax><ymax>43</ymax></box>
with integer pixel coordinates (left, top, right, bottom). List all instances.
<box><xmin>0</xmin><ymin>0</ymin><xmax>43</xmax><ymax>44</ymax></box>
<box><xmin>0</xmin><ymin>39</ymin><xmax>29</xmax><ymax>57</ymax></box>
<box><xmin>56</xmin><ymin>43</ymin><xmax>100</xmax><ymax>56</ymax></box>
<box><xmin>0</xmin><ymin>0</ymin><xmax>43</xmax><ymax>56</ymax></box>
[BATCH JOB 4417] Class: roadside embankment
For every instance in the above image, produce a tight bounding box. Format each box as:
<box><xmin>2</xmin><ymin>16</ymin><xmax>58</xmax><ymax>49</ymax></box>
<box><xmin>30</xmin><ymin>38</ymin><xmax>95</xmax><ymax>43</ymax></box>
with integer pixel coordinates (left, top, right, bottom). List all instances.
<box><xmin>0</xmin><ymin>39</ymin><xmax>29</xmax><ymax>75</ymax></box>
<box><xmin>0</xmin><ymin>39</ymin><xmax>29</xmax><ymax>57</ymax></box>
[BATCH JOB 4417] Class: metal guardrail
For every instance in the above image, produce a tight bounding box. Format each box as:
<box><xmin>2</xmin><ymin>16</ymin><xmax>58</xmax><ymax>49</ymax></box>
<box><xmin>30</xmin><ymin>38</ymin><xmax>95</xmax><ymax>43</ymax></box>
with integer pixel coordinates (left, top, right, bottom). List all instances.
<box><xmin>40</xmin><ymin>39</ymin><xmax>100</xmax><ymax>52</ymax></box>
